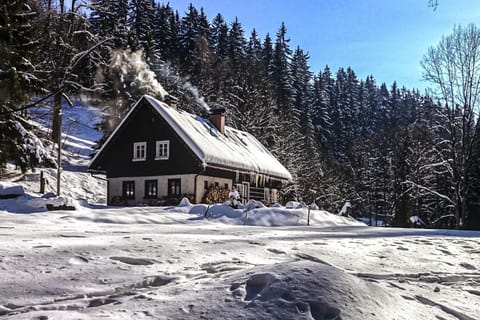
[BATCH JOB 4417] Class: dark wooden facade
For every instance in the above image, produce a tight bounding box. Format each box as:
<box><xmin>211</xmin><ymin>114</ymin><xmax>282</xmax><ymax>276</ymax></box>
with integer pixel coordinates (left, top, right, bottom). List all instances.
<box><xmin>90</xmin><ymin>99</ymin><xmax>204</xmax><ymax>177</ymax></box>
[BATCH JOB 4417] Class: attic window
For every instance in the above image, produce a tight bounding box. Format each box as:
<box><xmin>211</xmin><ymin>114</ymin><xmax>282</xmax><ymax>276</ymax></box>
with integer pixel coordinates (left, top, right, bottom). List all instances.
<box><xmin>133</xmin><ymin>142</ymin><xmax>146</xmax><ymax>161</ymax></box>
<box><xmin>155</xmin><ymin>140</ymin><xmax>170</xmax><ymax>160</ymax></box>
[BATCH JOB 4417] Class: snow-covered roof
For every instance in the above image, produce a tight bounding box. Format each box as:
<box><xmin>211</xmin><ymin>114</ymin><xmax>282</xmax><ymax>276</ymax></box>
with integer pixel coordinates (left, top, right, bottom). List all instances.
<box><xmin>91</xmin><ymin>95</ymin><xmax>292</xmax><ymax>181</ymax></box>
<box><xmin>144</xmin><ymin>95</ymin><xmax>291</xmax><ymax>181</ymax></box>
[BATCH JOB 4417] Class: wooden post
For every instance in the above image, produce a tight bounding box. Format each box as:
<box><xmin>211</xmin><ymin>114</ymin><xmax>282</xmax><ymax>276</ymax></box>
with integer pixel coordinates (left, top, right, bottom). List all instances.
<box><xmin>56</xmin><ymin>125</ymin><xmax>61</xmax><ymax>196</ymax></box>
<box><xmin>40</xmin><ymin>171</ymin><xmax>45</xmax><ymax>194</ymax></box>
<box><xmin>307</xmin><ymin>206</ymin><xmax>311</xmax><ymax>226</ymax></box>
<box><xmin>242</xmin><ymin>211</ymin><xmax>249</xmax><ymax>225</ymax></box>
<box><xmin>204</xmin><ymin>205</ymin><xmax>210</xmax><ymax>218</ymax></box>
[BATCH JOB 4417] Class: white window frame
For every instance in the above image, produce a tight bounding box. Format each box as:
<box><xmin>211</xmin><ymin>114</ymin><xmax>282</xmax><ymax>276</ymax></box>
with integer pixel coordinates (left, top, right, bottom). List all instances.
<box><xmin>271</xmin><ymin>189</ymin><xmax>278</xmax><ymax>203</ymax></box>
<box><xmin>155</xmin><ymin>140</ymin><xmax>170</xmax><ymax>160</ymax></box>
<box><xmin>132</xmin><ymin>142</ymin><xmax>147</xmax><ymax>161</ymax></box>
<box><xmin>264</xmin><ymin>187</ymin><xmax>271</xmax><ymax>203</ymax></box>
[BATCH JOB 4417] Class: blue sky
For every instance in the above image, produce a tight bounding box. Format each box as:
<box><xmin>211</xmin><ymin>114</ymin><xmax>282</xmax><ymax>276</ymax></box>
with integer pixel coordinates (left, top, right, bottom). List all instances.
<box><xmin>168</xmin><ymin>0</ymin><xmax>480</xmax><ymax>91</ymax></box>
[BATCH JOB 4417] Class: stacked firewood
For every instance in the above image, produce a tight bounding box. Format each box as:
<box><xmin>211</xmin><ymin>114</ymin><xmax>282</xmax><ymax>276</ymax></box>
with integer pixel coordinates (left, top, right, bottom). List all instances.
<box><xmin>202</xmin><ymin>185</ymin><xmax>229</xmax><ymax>204</ymax></box>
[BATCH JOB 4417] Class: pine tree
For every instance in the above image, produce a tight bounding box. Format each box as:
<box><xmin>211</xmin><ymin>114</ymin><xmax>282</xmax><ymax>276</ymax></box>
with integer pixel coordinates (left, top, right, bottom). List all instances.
<box><xmin>291</xmin><ymin>47</ymin><xmax>322</xmax><ymax>201</ymax></box>
<box><xmin>271</xmin><ymin>22</ymin><xmax>293</xmax><ymax>115</ymax></box>
<box><xmin>153</xmin><ymin>3</ymin><xmax>180</xmax><ymax>63</ymax></box>
<box><xmin>262</xmin><ymin>33</ymin><xmax>274</xmax><ymax>80</ymax></box>
<box><xmin>270</xmin><ymin>24</ymin><xmax>301</xmax><ymax>197</ymax></box>
<box><xmin>178</xmin><ymin>4</ymin><xmax>200</xmax><ymax>69</ymax></box>
<box><xmin>0</xmin><ymin>0</ymin><xmax>54</xmax><ymax>173</ymax></box>
<box><xmin>127</xmin><ymin>0</ymin><xmax>156</xmax><ymax>58</ymax></box>
<box><xmin>228</xmin><ymin>18</ymin><xmax>246</xmax><ymax>77</ymax></box>
<box><xmin>221</xmin><ymin>17</ymin><xmax>247</xmax><ymax>126</ymax></box>
<box><xmin>90</xmin><ymin>0</ymin><xmax>128</xmax><ymax>48</ymax></box>
<box><xmin>312</xmin><ymin>71</ymin><xmax>332</xmax><ymax>149</ymax></box>
<box><xmin>210</xmin><ymin>13</ymin><xmax>229</xmax><ymax>61</ymax></box>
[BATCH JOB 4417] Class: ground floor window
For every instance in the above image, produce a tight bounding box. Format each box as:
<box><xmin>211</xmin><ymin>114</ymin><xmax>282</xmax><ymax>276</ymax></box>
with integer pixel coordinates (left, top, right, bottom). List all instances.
<box><xmin>145</xmin><ymin>179</ymin><xmax>157</xmax><ymax>198</ymax></box>
<box><xmin>168</xmin><ymin>179</ymin><xmax>181</xmax><ymax>196</ymax></box>
<box><xmin>122</xmin><ymin>181</ymin><xmax>135</xmax><ymax>199</ymax></box>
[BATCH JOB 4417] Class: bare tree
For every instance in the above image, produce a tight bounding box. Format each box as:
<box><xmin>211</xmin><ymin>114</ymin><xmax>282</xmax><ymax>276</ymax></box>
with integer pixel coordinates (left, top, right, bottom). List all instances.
<box><xmin>420</xmin><ymin>24</ymin><xmax>480</xmax><ymax>227</ymax></box>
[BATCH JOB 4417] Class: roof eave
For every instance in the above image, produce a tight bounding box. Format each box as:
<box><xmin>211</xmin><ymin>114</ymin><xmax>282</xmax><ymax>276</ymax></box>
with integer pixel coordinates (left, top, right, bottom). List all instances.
<box><xmin>205</xmin><ymin>162</ymin><xmax>291</xmax><ymax>182</ymax></box>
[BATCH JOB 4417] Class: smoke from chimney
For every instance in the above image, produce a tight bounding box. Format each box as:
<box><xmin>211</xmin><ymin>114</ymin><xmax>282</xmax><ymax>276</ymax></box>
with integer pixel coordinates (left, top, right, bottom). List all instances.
<box><xmin>157</xmin><ymin>62</ymin><xmax>211</xmax><ymax>112</ymax></box>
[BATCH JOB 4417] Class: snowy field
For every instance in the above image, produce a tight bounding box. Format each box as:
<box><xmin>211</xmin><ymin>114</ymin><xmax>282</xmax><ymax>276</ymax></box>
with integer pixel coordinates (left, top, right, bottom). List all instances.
<box><xmin>0</xmin><ymin>102</ymin><xmax>479</xmax><ymax>319</ymax></box>
<box><xmin>0</xmin><ymin>205</ymin><xmax>479</xmax><ymax>320</ymax></box>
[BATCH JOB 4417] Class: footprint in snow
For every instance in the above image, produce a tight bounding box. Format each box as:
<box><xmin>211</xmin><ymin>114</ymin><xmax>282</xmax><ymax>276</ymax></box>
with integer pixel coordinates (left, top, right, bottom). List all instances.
<box><xmin>459</xmin><ymin>262</ymin><xmax>476</xmax><ymax>270</ymax></box>
<box><xmin>110</xmin><ymin>256</ymin><xmax>155</xmax><ymax>265</ymax></box>
<box><xmin>267</xmin><ymin>248</ymin><xmax>287</xmax><ymax>255</ymax></box>
<box><xmin>69</xmin><ymin>256</ymin><xmax>89</xmax><ymax>265</ymax></box>
<box><xmin>244</xmin><ymin>273</ymin><xmax>277</xmax><ymax>301</ymax></box>
<box><xmin>437</xmin><ymin>249</ymin><xmax>453</xmax><ymax>255</ymax></box>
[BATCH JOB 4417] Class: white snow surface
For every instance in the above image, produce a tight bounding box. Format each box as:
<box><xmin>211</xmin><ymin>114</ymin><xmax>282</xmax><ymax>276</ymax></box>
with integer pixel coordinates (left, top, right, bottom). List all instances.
<box><xmin>0</xmin><ymin>182</ymin><xmax>24</xmax><ymax>196</ymax></box>
<box><xmin>1</xmin><ymin>98</ymin><xmax>479</xmax><ymax>320</ymax></box>
<box><xmin>0</xmin><ymin>204</ymin><xmax>479</xmax><ymax>320</ymax></box>
<box><xmin>145</xmin><ymin>95</ymin><xmax>292</xmax><ymax>180</ymax></box>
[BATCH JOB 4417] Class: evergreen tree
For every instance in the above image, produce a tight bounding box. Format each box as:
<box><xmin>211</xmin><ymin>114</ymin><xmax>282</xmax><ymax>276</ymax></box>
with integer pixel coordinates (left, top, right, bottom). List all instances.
<box><xmin>210</xmin><ymin>13</ymin><xmax>229</xmax><ymax>61</ymax></box>
<box><xmin>262</xmin><ymin>33</ymin><xmax>274</xmax><ymax>80</ymax></box>
<box><xmin>270</xmin><ymin>24</ymin><xmax>301</xmax><ymax>196</ymax></box>
<box><xmin>227</xmin><ymin>18</ymin><xmax>246</xmax><ymax>76</ymax></box>
<box><xmin>291</xmin><ymin>47</ymin><xmax>322</xmax><ymax>201</ymax></box>
<box><xmin>153</xmin><ymin>5</ymin><xmax>181</xmax><ymax>64</ymax></box>
<box><xmin>90</xmin><ymin>0</ymin><xmax>128</xmax><ymax>48</ymax></box>
<box><xmin>271</xmin><ymin>22</ymin><xmax>293</xmax><ymax>115</ymax></box>
<box><xmin>178</xmin><ymin>4</ymin><xmax>200</xmax><ymax>69</ymax></box>
<box><xmin>0</xmin><ymin>0</ymin><xmax>54</xmax><ymax>173</ymax></box>
<box><xmin>127</xmin><ymin>0</ymin><xmax>156</xmax><ymax>58</ymax></box>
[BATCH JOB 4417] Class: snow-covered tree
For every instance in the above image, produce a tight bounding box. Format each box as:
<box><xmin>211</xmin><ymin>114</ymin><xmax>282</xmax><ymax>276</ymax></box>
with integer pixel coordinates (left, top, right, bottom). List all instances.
<box><xmin>291</xmin><ymin>47</ymin><xmax>323</xmax><ymax>200</ymax></box>
<box><xmin>0</xmin><ymin>0</ymin><xmax>54</xmax><ymax>173</ymax></box>
<box><xmin>90</xmin><ymin>0</ymin><xmax>128</xmax><ymax>48</ymax></box>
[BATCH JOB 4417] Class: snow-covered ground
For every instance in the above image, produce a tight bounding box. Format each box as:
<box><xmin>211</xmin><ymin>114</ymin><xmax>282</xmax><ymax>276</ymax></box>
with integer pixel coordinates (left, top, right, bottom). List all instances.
<box><xmin>0</xmin><ymin>102</ymin><xmax>479</xmax><ymax>319</ymax></box>
<box><xmin>0</xmin><ymin>206</ymin><xmax>478</xmax><ymax>319</ymax></box>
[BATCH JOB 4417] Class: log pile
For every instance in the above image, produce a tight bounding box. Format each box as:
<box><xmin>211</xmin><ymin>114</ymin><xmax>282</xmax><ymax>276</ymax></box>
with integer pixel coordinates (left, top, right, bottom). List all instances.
<box><xmin>202</xmin><ymin>185</ymin><xmax>229</xmax><ymax>204</ymax></box>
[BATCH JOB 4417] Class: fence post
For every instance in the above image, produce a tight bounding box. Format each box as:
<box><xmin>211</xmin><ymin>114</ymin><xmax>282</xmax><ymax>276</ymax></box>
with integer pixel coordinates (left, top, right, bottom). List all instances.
<box><xmin>40</xmin><ymin>171</ymin><xmax>45</xmax><ymax>194</ymax></box>
<box><xmin>307</xmin><ymin>206</ymin><xmax>311</xmax><ymax>226</ymax></box>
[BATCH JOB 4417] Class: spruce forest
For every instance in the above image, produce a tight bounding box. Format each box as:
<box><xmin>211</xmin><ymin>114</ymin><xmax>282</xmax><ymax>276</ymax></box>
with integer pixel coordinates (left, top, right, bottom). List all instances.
<box><xmin>1</xmin><ymin>0</ymin><xmax>479</xmax><ymax>230</ymax></box>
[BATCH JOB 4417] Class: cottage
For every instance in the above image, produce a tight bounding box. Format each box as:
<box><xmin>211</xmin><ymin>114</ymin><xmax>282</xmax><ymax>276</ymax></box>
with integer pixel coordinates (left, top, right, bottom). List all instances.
<box><xmin>88</xmin><ymin>95</ymin><xmax>292</xmax><ymax>205</ymax></box>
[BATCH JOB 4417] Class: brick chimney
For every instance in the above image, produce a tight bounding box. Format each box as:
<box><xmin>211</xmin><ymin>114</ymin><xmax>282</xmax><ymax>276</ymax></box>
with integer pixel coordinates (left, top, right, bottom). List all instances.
<box><xmin>209</xmin><ymin>107</ymin><xmax>226</xmax><ymax>134</ymax></box>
